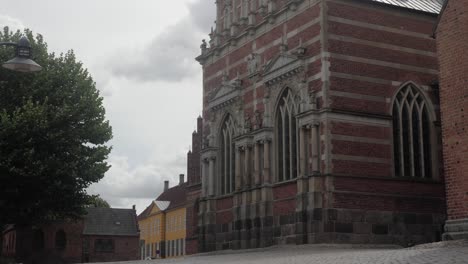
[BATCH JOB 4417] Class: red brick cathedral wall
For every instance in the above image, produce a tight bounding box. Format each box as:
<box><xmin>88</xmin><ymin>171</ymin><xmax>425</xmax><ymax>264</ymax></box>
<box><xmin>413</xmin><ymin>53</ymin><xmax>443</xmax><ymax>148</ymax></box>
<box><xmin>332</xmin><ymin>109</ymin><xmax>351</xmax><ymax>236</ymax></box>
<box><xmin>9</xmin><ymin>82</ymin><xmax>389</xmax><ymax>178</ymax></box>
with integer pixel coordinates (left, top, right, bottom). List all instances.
<box><xmin>195</xmin><ymin>0</ymin><xmax>447</xmax><ymax>250</ymax></box>
<box><xmin>437</xmin><ymin>0</ymin><xmax>468</xmax><ymax>221</ymax></box>
<box><xmin>325</xmin><ymin>0</ymin><xmax>445</xmax><ymax>214</ymax></box>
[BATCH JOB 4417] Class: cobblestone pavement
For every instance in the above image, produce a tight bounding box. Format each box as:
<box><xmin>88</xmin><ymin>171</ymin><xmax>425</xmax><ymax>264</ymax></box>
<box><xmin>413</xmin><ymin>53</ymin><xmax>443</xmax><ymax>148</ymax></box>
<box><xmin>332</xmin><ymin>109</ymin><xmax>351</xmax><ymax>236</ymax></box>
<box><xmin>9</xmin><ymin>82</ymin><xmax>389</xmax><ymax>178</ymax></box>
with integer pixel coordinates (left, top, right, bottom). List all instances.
<box><xmin>96</xmin><ymin>240</ymin><xmax>468</xmax><ymax>264</ymax></box>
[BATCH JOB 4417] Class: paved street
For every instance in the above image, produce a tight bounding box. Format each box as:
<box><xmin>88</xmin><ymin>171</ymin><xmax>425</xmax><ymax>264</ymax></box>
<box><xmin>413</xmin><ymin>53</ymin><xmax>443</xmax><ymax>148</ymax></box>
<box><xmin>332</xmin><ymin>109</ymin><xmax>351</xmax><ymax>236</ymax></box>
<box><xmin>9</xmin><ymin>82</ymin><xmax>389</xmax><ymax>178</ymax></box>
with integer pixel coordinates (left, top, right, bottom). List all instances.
<box><xmin>95</xmin><ymin>240</ymin><xmax>468</xmax><ymax>264</ymax></box>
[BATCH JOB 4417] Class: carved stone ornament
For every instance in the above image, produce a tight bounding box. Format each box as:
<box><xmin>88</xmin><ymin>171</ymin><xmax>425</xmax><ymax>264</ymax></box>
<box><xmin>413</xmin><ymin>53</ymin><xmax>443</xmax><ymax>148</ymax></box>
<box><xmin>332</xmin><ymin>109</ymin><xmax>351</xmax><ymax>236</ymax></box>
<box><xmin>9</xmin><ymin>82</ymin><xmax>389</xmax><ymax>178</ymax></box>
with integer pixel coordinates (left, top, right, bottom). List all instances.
<box><xmin>200</xmin><ymin>39</ymin><xmax>207</xmax><ymax>54</ymax></box>
<box><xmin>254</xmin><ymin>110</ymin><xmax>263</xmax><ymax>129</ymax></box>
<box><xmin>246</xmin><ymin>53</ymin><xmax>261</xmax><ymax>77</ymax></box>
<box><xmin>262</xmin><ymin>47</ymin><xmax>306</xmax><ymax>86</ymax></box>
<box><xmin>261</xmin><ymin>47</ymin><xmax>309</xmax><ymax>126</ymax></box>
<box><xmin>208</xmin><ymin>72</ymin><xmax>242</xmax><ymax>110</ymax></box>
<box><xmin>287</xmin><ymin>0</ymin><xmax>304</xmax><ymax>11</ymax></box>
<box><xmin>244</xmin><ymin>115</ymin><xmax>252</xmax><ymax>133</ymax></box>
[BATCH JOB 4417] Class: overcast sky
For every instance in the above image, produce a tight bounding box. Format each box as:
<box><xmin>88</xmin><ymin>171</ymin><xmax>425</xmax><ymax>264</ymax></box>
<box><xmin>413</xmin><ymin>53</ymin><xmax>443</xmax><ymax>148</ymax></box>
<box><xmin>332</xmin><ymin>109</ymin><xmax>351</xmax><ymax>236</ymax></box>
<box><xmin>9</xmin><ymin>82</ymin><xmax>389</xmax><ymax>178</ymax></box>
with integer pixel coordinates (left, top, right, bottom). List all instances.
<box><xmin>0</xmin><ymin>0</ymin><xmax>215</xmax><ymax>213</ymax></box>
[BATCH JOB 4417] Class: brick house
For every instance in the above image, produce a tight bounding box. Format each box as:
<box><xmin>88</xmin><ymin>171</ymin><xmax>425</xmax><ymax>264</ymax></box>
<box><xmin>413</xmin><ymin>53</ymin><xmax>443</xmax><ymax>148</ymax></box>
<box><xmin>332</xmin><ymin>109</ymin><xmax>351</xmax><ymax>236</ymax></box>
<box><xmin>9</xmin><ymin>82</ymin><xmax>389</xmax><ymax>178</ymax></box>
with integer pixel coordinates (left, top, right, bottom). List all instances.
<box><xmin>188</xmin><ymin>0</ymin><xmax>446</xmax><ymax>253</ymax></box>
<box><xmin>435</xmin><ymin>0</ymin><xmax>468</xmax><ymax>240</ymax></box>
<box><xmin>2</xmin><ymin>207</ymin><xmax>140</xmax><ymax>264</ymax></box>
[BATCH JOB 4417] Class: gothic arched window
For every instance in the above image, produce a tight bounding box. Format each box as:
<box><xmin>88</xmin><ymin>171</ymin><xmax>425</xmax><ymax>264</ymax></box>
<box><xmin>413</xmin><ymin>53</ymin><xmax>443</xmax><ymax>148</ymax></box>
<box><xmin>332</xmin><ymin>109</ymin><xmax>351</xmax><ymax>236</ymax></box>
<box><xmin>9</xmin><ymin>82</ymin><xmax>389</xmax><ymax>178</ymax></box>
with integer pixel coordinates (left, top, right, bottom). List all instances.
<box><xmin>392</xmin><ymin>84</ymin><xmax>433</xmax><ymax>178</ymax></box>
<box><xmin>276</xmin><ymin>89</ymin><xmax>298</xmax><ymax>182</ymax></box>
<box><xmin>55</xmin><ymin>230</ymin><xmax>67</xmax><ymax>250</ymax></box>
<box><xmin>220</xmin><ymin>115</ymin><xmax>236</xmax><ymax>194</ymax></box>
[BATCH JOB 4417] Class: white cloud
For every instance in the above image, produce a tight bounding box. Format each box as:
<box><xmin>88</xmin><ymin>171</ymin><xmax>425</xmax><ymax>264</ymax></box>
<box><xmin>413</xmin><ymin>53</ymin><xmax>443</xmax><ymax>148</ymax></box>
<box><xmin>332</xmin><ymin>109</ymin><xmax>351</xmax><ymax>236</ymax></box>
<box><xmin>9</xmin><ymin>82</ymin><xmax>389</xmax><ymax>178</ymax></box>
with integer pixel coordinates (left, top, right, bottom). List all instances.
<box><xmin>109</xmin><ymin>19</ymin><xmax>200</xmax><ymax>83</ymax></box>
<box><xmin>88</xmin><ymin>154</ymin><xmax>187</xmax><ymax>214</ymax></box>
<box><xmin>0</xmin><ymin>0</ymin><xmax>213</xmax><ymax>213</ymax></box>
<box><xmin>106</xmin><ymin>0</ymin><xmax>215</xmax><ymax>83</ymax></box>
<box><xmin>0</xmin><ymin>15</ymin><xmax>24</xmax><ymax>31</ymax></box>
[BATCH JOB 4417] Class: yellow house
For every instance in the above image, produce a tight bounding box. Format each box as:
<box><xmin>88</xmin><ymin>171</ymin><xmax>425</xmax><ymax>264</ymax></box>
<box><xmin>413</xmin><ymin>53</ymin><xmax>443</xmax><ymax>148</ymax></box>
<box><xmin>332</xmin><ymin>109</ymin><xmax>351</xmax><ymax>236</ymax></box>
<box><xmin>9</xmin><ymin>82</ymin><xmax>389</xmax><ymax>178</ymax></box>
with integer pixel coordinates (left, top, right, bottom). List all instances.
<box><xmin>138</xmin><ymin>175</ymin><xmax>187</xmax><ymax>259</ymax></box>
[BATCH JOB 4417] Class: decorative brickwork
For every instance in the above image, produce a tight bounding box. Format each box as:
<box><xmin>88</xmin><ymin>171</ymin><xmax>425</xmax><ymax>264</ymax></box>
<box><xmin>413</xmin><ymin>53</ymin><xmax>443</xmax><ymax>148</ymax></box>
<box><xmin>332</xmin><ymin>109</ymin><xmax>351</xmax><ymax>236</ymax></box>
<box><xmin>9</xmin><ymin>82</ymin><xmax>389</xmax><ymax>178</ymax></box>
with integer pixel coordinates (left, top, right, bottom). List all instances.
<box><xmin>188</xmin><ymin>0</ymin><xmax>446</xmax><ymax>254</ymax></box>
<box><xmin>436</xmin><ymin>0</ymin><xmax>468</xmax><ymax>240</ymax></box>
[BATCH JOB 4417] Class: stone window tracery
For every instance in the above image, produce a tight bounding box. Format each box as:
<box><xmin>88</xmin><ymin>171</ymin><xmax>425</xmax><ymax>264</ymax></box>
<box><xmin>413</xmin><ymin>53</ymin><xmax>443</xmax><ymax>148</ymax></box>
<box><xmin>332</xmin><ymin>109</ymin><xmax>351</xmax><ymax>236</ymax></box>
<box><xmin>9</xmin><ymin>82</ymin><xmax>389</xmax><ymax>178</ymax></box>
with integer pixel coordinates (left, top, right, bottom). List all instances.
<box><xmin>220</xmin><ymin>115</ymin><xmax>236</xmax><ymax>194</ymax></box>
<box><xmin>392</xmin><ymin>84</ymin><xmax>433</xmax><ymax>178</ymax></box>
<box><xmin>276</xmin><ymin>88</ymin><xmax>298</xmax><ymax>182</ymax></box>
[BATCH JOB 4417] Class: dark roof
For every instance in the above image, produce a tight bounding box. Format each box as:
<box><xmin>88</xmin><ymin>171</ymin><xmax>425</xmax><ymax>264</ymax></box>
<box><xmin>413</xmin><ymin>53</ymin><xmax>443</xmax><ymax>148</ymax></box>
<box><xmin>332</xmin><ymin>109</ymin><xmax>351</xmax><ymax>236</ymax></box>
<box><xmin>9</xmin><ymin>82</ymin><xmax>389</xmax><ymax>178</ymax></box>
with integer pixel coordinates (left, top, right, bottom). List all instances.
<box><xmin>83</xmin><ymin>208</ymin><xmax>139</xmax><ymax>236</ymax></box>
<box><xmin>156</xmin><ymin>183</ymin><xmax>187</xmax><ymax>211</ymax></box>
<box><xmin>367</xmin><ymin>0</ymin><xmax>444</xmax><ymax>14</ymax></box>
<box><xmin>2</xmin><ymin>225</ymin><xmax>15</xmax><ymax>234</ymax></box>
<box><xmin>137</xmin><ymin>204</ymin><xmax>153</xmax><ymax>221</ymax></box>
<box><xmin>137</xmin><ymin>183</ymin><xmax>188</xmax><ymax>221</ymax></box>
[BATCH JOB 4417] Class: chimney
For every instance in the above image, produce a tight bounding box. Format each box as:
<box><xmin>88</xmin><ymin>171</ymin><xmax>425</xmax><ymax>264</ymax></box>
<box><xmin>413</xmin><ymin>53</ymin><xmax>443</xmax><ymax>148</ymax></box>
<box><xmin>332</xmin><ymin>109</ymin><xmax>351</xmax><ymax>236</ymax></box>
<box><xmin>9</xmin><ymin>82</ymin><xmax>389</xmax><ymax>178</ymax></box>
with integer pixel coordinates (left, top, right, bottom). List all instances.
<box><xmin>179</xmin><ymin>174</ymin><xmax>185</xmax><ymax>185</ymax></box>
<box><xmin>164</xmin><ymin>180</ymin><xmax>169</xmax><ymax>192</ymax></box>
<box><xmin>132</xmin><ymin>205</ymin><xmax>136</xmax><ymax>211</ymax></box>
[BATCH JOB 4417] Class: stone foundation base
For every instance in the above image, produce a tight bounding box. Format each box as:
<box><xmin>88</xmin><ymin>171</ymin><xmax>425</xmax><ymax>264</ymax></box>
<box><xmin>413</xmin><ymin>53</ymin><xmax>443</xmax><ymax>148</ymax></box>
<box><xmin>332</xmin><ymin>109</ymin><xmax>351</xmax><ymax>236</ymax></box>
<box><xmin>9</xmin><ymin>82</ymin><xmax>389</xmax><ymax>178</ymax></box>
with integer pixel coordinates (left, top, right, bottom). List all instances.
<box><xmin>443</xmin><ymin>218</ymin><xmax>468</xmax><ymax>240</ymax></box>
<box><xmin>198</xmin><ymin>209</ymin><xmax>446</xmax><ymax>252</ymax></box>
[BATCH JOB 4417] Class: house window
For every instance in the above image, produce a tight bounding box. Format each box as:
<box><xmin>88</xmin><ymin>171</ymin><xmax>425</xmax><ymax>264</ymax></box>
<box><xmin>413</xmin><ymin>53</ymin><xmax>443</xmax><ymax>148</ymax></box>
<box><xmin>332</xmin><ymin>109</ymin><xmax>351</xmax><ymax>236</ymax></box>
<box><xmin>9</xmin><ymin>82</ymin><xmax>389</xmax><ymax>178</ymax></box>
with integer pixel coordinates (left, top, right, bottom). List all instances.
<box><xmin>220</xmin><ymin>115</ymin><xmax>236</xmax><ymax>194</ymax></box>
<box><xmin>95</xmin><ymin>239</ymin><xmax>114</xmax><ymax>253</ymax></box>
<box><xmin>393</xmin><ymin>84</ymin><xmax>433</xmax><ymax>178</ymax></box>
<box><xmin>32</xmin><ymin>229</ymin><xmax>44</xmax><ymax>250</ymax></box>
<box><xmin>276</xmin><ymin>88</ymin><xmax>298</xmax><ymax>182</ymax></box>
<box><xmin>55</xmin><ymin>230</ymin><xmax>67</xmax><ymax>250</ymax></box>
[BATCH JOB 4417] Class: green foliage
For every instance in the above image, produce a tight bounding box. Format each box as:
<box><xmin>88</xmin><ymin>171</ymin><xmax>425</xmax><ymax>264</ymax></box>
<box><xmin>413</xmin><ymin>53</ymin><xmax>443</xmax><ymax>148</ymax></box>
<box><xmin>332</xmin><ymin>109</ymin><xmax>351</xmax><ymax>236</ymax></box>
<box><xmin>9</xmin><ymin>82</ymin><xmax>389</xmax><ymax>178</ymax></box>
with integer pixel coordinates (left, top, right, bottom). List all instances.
<box><xmin>87</xmin><ymin>195</ymin><xmax>111</xmax><ymax>208</ymax></box>
<box><xmin>0</xmin><ymin>27</ymin><xmax>113</xmax><ymax>225</ymax></box>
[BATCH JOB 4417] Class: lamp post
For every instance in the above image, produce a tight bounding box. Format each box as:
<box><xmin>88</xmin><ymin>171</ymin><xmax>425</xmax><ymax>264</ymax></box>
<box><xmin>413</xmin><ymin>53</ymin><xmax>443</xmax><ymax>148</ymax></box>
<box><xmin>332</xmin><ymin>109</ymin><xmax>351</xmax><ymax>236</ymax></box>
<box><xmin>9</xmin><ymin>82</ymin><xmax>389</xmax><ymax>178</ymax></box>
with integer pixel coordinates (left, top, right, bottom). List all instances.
<box><xmin>0</xmin><ymin>36</ymin><xmax>41</xmax><ymax>232</ymax></box>
<box><xmin>0</xmin><ymin>36</ymin><xmax>42</xmax><ymax>72</ymax></box>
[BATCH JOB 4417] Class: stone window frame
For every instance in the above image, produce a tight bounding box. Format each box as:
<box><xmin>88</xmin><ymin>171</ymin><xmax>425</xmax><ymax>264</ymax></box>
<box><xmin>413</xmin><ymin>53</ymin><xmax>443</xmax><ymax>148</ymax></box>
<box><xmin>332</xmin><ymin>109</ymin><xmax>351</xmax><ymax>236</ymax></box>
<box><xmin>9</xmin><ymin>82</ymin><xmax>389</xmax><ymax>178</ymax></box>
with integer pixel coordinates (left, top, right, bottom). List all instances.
<box><xmin>94</xmin><ymin>238</ymin><xmax>114</xmax><ymax>253</ymax></box>
<box><xmin>391</xmin><ymin>82</ymin><xmax>439</xmax><ymax>179</ymax></box>
<box><xmin>275</xmin><ymin>87</ymin><xmax>299</xmax><ymax>182</ymax></box>
<box><xmin>55</xmin><ymin>229</ymin><xmax>67</xmax><ymax>250</ymax></box>
<box><xmin>32</xmin><ymin>229</ymin><xmax>45</xmax><ymax>250</ymax></box>
<box><xmin>219</xmin><ymin>114</ymin><xmax>237</xmax><ymax>194</ymax></box>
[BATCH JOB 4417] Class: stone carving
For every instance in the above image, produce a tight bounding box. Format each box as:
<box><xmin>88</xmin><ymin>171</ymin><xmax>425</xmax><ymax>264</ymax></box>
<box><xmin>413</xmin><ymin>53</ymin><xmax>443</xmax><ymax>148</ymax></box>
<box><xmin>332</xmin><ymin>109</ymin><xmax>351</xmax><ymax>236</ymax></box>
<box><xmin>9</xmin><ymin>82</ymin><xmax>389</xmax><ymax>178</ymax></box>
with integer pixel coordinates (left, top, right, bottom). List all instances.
<box><xmin>267</xmin><ymin>0</ymin><xmax>276</xmax><ymax>14</ymax></box>
<box><xmin>221</xmin><ymin>71</ymin><xmax>230</xmax><ymax>86</ymax></box>
<box><xmin>254</xmin><ymin>110</ymin><xmax>263</xmax><ymax>129</ymax></box>
<box><xmin>262</xmin><ymin>45</ymin><xmax>305</xmax><ymax>86</ymax></box>
<box><xmin>208</xmin><ymin>72</ymin><xmax>242</xmax><ymax>109</ymax></box>
<box><xmin>209</xmin><ymin>27</ymin><xmax>215</xmax><ymax>47</ymax></box>
<box><xmin>200</xmin><ymin>39</ymin><xmax>207</xmax><ymax>54</ymax></box>
<box><xmin>247</xmin><ymin>53</ymin><xmax>260</xmax><ymax>76</ymax></box>
<box><xmin>293</xmin><ymin>38</ymin><xmax>307</xmax><ymax>57</ymax></box>
<box><xmin>244</xmin><ymin>115</ymin><xmax>252</xmax><ymax>133</ymax></box>
<box><xmin>288</xmin><ymin>0</ymin><xmax>303</xmax><ymax>11</ymax></box>
<box><xmin>259</xmin><ymin>0</ymin><xmax>267</xmax><ymax>15</ymax></box>
<box><xmin>202</xmin><ymin>137</ymin><xmax>210</xmax><ymax>149</ymax></box>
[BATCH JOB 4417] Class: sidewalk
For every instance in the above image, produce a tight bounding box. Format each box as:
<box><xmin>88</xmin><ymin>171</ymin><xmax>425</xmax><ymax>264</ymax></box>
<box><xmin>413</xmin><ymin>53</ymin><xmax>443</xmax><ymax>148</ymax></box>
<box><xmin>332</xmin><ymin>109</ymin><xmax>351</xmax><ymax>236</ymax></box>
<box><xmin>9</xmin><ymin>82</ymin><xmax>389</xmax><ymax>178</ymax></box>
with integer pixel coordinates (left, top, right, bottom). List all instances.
<box><xmin>96</xmin><ymin>240</ymin><xmax>468</xmax><ymax>264</ymax></box>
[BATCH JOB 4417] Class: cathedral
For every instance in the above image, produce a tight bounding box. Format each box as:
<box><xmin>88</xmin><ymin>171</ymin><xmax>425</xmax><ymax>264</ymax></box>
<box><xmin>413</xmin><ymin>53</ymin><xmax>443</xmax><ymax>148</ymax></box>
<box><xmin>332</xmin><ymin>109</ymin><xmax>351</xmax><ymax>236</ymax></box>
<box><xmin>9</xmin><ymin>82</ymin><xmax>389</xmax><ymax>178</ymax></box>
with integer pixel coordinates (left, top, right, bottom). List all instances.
<box><xmin>186</xmin><ymin>0</ymin><xmax>447</xmax><ymax>253</ymax></box>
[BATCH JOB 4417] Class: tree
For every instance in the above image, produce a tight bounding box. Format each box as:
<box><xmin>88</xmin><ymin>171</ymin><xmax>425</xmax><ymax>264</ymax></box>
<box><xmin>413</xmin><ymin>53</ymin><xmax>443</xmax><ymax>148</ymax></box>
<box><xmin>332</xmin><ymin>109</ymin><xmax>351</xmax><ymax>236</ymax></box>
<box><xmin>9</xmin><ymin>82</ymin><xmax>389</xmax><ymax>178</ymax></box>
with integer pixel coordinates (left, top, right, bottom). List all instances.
<box><xmin>0</xmin><ymin>27</ymin><xmax>113</xmax><ymax>226</ymax></box>
<box><xmin>86</xmin><ymin>195</ymin><xmax>111</xmax><ymax>208</ymax></box>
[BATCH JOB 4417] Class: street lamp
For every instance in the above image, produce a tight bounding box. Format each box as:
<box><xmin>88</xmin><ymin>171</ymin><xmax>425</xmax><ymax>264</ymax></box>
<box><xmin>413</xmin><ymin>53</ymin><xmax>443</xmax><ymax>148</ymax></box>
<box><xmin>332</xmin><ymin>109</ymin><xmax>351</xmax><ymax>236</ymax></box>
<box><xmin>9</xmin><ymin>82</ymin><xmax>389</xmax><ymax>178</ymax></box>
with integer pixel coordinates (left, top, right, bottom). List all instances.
<box><xmin>0</xmin><ymin>36</ymin><xmax>42</xmax><ymax>73</ymax></box>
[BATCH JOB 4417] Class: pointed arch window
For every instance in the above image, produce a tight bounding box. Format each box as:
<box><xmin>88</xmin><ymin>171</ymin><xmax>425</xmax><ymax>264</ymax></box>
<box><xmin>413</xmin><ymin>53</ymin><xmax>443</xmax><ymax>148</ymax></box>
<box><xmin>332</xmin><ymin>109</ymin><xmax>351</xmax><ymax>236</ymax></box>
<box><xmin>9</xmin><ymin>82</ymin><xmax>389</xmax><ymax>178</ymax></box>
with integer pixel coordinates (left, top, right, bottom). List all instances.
<box><xmin>276</xmin><ymin>89</ymin><xmax>298</xmax><ymax>182</ymax></box>
<box><xmin>393</xmin><ymin>85</ymin><xmax>433</xmax><ymax>178</ymax></box>
<box><xmin>220</xmin><ymin>115</ymin><xmax>236</xmax><ymax>194</ymax></box>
